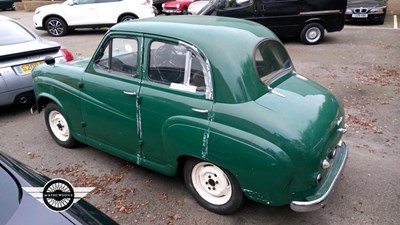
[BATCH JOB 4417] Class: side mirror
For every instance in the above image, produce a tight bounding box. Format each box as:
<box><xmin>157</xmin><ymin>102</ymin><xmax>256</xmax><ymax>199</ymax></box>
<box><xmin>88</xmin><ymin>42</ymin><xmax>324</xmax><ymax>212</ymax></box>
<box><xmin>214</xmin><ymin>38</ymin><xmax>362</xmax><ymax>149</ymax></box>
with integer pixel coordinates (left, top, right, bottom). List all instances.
<box><xmin>44</xmin><ymin>56</ymin><xmax>55</xmax><ymax>66</ymax></box>
<box><xmin>68</xmin><ymin>0</ymin><xmax>77</xmax><ymax>6</ymax></box>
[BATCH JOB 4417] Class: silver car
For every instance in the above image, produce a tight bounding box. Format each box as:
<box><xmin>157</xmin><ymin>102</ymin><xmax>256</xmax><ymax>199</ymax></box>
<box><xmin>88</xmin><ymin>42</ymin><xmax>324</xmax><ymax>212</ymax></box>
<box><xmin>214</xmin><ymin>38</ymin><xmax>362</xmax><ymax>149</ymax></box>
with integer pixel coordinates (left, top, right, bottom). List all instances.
<box><xmin>0</xmin><ymin>15</ymin><xmax>73</xmax><ymax>106</ymax></box>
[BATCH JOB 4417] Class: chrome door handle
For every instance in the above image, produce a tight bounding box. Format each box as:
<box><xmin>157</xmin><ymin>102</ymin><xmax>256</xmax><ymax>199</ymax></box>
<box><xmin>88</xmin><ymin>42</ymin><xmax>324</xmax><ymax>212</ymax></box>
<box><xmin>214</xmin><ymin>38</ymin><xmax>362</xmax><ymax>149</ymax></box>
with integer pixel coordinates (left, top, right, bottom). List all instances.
<box><xmin>192</xmin><ymin>108</ymin><xmax>208</xmax><ymax>114</ymax></box>
<box><xmin>123</xmin><ymin>91</ymin><xmax>137</xmax><ymax>96</ymax></box>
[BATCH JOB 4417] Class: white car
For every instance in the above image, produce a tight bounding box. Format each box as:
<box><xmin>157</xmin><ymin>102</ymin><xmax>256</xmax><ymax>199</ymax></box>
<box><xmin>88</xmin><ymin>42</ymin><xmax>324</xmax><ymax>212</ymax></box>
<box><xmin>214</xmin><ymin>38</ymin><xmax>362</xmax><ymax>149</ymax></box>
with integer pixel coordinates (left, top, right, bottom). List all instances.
<box><xmin>33</xmin><ymin>0</ymin><xmax>155</xmax><ymax>37</ymax></box>
<box><xmin>188</xmin><ymin>0</ymin><xmax>209</xmax><ymax>15</ymax></box>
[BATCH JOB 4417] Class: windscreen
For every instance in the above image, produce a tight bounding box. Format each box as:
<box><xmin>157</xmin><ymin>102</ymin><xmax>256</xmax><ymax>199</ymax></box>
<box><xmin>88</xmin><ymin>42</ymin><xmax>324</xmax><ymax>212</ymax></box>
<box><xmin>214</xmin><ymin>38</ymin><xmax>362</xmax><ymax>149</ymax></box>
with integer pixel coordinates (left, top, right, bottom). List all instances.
<box><xmin>0</xmin><ymin>21</ymin><xmax>35</xmax><ymax>46</ymax></box>
<box><xmin>0</xmin><ymin>165</ymin><xmax>20</xmax><ymax>225</ymax></box>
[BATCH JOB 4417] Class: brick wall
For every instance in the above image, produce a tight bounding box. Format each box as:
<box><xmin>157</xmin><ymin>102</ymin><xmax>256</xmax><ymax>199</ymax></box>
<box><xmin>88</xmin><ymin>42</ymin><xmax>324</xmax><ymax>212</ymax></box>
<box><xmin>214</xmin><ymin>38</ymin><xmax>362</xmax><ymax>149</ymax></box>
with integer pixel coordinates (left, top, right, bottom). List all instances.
<box><xmin>388</xmin><ymin>0</ymin><xmax>400</xmax><ymax>15</ymax></box>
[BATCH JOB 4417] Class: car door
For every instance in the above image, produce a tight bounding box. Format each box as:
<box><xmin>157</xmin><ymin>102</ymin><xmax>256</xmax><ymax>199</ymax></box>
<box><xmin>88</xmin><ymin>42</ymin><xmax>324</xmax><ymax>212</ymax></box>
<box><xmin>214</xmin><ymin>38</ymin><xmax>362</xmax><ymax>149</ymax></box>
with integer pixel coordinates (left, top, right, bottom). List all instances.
<box><xmin>92</xmin><ymin>0</ymin><xmax>121</xmax><ymax>24</ymax></box>
<box><xmin>64</xmin><ymin>0</ymin><xmax>99</xmax><ymax>26</ymax></box>
<box><xmin>138</xmin><ymin>37</ymin><xmax>214</xmax><ymax>166</ymax></box>
<box><xmin>80</xmin><ymin>34</ymin><xmax>142</xmax><ymax>158</ymax></box>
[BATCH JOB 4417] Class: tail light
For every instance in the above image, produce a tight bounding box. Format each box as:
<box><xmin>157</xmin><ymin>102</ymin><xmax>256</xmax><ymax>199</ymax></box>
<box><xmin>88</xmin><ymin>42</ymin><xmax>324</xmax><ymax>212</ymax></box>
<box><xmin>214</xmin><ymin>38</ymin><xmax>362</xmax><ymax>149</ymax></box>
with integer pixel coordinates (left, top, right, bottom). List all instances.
<box><xmin>60</xmin><ymin>48</ymin><xmax>74</xmax><ymax>62</ymax></box>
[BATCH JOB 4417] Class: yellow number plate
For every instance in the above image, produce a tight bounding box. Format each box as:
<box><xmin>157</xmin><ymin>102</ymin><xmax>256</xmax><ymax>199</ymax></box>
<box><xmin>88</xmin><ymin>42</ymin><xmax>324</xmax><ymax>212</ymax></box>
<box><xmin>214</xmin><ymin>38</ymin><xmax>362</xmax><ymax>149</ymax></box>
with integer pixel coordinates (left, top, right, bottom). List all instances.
<box><xmin>14</xmin><ymin>61</ymin><xmax>44</xmax><ymax>76</ymax></box>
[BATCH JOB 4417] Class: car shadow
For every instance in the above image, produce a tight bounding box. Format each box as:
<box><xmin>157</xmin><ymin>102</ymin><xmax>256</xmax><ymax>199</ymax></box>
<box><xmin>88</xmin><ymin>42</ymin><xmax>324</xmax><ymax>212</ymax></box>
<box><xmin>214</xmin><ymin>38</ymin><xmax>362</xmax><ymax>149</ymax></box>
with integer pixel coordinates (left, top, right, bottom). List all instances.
<box><xmin>0</xmin><ymin>103</ymin><xmax>35</xmax><ymax>117</ymax></box>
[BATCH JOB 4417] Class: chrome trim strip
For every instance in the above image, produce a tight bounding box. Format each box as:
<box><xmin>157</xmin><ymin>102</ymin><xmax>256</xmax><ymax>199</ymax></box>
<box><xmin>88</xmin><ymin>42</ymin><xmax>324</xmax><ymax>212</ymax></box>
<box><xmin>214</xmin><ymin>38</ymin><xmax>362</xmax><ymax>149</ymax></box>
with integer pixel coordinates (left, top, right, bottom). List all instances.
<box><xmin>290</xmin><ymin>142</ymin><xmax>348</xmax><ymax>212</ymax></box>
<box><xmin>300</xmin><ymin>10</ymin><xmax>341</xmax><ymax>15</ymax></box>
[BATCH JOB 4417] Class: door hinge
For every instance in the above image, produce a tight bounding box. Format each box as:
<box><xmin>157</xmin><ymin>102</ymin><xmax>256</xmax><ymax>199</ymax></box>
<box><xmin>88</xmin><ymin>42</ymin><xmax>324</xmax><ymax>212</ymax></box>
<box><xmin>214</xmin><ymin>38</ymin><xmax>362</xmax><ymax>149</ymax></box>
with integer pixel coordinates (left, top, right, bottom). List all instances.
<box><xmin>81</xmin><ymin>121</ymin><xmax>86</xmax><ymax>127</ymax></box>
<box><xmin>78</xmin><ymin>82</ymin><xmax>84</xmax><ymax>88</ymax></box>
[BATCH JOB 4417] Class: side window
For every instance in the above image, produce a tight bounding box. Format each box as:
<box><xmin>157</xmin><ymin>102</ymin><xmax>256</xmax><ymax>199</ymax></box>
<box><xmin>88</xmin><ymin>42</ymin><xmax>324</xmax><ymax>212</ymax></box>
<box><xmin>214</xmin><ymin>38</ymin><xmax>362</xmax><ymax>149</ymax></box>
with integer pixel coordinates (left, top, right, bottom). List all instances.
<box><xmin>75</xmin><ymin>0</ymin><xmax>95</xmax><ymax>5</ymax></box>
<box><xmin>94</xmin><ymin>38</ymin><xmax>139</xmax><ymax>78</ymax></box>
<box><xmin>148</xmin><ymin>41</ymin><xmax>206</xmax><ymax>93</ymax></box>
<box><xmin>96</xmin><ymin>0</ymin><xmax>119</xmax><ymax>3</ymax></box>
<box><xmin>222</xmin><ymin>0</ymin><xmax>252</xmax><ymax>9</ymax></box>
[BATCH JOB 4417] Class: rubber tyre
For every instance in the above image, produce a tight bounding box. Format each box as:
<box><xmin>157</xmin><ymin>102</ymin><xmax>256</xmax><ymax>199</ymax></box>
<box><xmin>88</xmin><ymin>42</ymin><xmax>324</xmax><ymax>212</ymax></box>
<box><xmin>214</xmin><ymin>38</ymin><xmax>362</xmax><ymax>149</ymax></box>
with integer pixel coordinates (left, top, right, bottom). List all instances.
<box><xmin>120</xmin><ymin>15</ymin><xmax>136</xmax><ymax>22</ymax></box>
<box><xmin>45</xmin><ymin>17</ymin><xmax>68</xmax><ymax>37</ymax></box>
<box><xmin>300</xmin><ymin>22</ymin><xmax>325</xmax><ymax>45</ymax></box>
<box><xmin>44</xmin><ymin>102</ymin><xmax>77</xmax><ymax>148</ymax></box>
<box><xmin>184</xmin><ymin>158</ymin><xmax>244</xmax><ymax>214</ymax></box>
<box><xmin>182</xmin><ymin>7</ymin><xmax>188</xmax><ymax>15</ymax></box>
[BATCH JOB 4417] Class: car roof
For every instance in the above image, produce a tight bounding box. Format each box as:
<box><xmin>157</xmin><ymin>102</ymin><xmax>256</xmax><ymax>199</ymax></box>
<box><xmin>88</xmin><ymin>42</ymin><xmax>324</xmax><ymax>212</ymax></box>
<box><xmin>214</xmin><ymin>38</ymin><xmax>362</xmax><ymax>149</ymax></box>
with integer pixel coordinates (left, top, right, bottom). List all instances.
<box><xmin>0</xmin><ymin>15</ymin><xmax>12</xmax><ymax>21</ymax></box>
<box><xmin>111</xmin><ymin>16</ymin><xmax>280</xmax><ymax>103</ymax></box>
<box><xmin>111</xmin><ymin>15</ymin><xmax>277</xmax><ymax>48</ymax></box>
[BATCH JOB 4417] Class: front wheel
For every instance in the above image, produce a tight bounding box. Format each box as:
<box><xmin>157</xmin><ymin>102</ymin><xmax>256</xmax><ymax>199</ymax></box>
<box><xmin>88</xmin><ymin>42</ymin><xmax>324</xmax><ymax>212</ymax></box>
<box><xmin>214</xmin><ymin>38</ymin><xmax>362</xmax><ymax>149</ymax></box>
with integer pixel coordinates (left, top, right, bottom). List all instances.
<box><xmin>300</xmin><ymin>22</ymin><xmax>325</xmax><ymax>45</ymax></box>
<box><xmin>44</xmin><ymin>102</ymin><xmax>77</xmax><ymax>148</ymax></box>
<box><xmin>184</xmin><ymin>158</ymin><xmax>244</xmax><ymax>214</ymax></box>
<box><xmin>45</xmin><ymin>17</ymin><xmax>68</xmax><ymax>37</ymax></box>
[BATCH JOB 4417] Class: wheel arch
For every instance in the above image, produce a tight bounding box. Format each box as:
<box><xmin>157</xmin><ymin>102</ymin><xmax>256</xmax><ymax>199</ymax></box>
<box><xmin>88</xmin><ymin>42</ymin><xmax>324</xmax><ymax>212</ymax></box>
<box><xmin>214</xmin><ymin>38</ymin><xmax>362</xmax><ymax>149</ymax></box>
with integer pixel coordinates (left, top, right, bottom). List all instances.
<box><xmin>36</xmin><ymin>94</ymin><xmax>63</xmax><ymax>113</ymax></box>
<box><xmin>117</xmin><ymin>13</ymin><xmax>138</xmax><ymax>22</ymax></box>
<box><xmin>168</xmin><ymin>123</ymin><xmax>296</xmax><ymax>206</ymax></box>
<box><xmin>36</xmin><ymin>93</ymin><xmax>85</xmax><ymax>144</ymax></box>
<box><xmin>303</xmin><ymin>18</ymin><xmax>326</xmax><ymax>30</ymax></box>
<box><xmin>42</xmin><ymin>14</ymin><xmax>68</xmax><ymax>28</ymax></box>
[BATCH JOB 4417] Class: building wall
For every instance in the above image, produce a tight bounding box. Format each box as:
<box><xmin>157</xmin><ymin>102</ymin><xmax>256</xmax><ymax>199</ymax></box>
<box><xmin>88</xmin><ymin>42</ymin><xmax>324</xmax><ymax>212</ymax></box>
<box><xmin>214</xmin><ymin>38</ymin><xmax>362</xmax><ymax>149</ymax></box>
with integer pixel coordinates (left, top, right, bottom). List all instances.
<box><xmin>388</xmin><ymin>0</ymin><xmax>400</xmax><ymax>15</ymax></box>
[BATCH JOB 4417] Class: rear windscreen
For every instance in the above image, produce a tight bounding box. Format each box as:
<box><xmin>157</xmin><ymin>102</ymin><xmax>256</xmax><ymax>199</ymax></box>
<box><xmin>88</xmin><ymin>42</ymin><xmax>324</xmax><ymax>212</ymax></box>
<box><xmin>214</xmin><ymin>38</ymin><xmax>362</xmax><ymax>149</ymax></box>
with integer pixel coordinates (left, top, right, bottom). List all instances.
<box><xmin>0</xmin><ymin>20</ymin><xmax>35</xmax><ymax>46</ymax></box>
<box><xmin>0</xmin><ymin>165</ymin><xmax>20</xmax><ymax>225</ymax></box>
<box><xmin>254</xmin><ymin>40</ymin><xmax>292</xmax><ymax>83</ymax></box>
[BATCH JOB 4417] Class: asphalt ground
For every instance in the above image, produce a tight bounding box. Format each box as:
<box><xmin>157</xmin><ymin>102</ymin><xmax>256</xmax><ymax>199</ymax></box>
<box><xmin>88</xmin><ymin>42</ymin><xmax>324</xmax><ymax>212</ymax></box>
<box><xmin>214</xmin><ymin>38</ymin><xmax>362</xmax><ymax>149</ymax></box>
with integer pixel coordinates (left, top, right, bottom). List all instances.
<box><xmin>1</xmin><ymin>11</ymin><xmax>399</xmax><ymax>225</ymax></box>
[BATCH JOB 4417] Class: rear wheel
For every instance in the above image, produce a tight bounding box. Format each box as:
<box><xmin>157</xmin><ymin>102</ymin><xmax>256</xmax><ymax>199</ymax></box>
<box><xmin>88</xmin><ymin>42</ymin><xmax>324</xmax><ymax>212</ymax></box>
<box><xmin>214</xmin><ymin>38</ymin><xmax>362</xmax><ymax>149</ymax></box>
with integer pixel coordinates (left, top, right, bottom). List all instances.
<box><xmin>184</xmin><ymin>158</ymin><xmax>244</xmax><ymax>214</ymax></box>
<box><xmin>44</xmin><ymin>102</ymin><xmax>77</xmax><ymax>148</ymax></box>
<box><xmin>45</xmin><ymin>17</ymin><xmax>68</xmax><ymax>37</ymax></box>
<box><xmin>300</xmin><ymin>22</ymin><xmax>325</xmax><ymax>45</ymax></box>
<box><xmin>120</xmin><ymin>15</ymin><xmax>136</xmax><ymax>22</ymax></box>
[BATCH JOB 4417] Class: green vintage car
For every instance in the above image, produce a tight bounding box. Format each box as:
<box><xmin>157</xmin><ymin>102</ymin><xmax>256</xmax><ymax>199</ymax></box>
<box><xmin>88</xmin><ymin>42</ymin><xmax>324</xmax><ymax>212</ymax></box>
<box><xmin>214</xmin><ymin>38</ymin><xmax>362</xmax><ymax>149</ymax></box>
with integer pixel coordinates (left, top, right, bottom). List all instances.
<box><xmin>32</xmin><ymin>16</ymin><xmax>348</xmax><ymax>214</ymax></box>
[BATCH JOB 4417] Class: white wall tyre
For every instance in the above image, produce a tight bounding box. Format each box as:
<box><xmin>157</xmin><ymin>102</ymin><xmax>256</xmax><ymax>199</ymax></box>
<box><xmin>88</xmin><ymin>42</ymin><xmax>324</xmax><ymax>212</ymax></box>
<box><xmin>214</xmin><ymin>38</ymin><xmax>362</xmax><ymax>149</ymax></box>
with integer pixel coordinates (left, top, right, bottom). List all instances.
<box><xmin>184</xmin><ymin>158</ymin><xmax>244</xmax><ymax>214</ymax></box>
<box><xmin>44</xmin><ymin>102</ymin><xmax>77</xmax><ymax>148</ymax></box>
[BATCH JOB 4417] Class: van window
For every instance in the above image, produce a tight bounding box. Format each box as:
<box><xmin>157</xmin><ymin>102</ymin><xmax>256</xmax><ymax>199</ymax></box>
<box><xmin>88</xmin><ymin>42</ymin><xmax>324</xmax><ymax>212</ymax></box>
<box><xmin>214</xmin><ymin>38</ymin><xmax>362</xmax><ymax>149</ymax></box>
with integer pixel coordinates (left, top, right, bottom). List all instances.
<box><xmin>254</xmin><ymin>40</ymin><xmax>292</xmax><ymax>83</ymax></box>
<box><xmin>223</xmin><ymin>0</ymin><xmax>252</xmax><ymax>9</ymax></box>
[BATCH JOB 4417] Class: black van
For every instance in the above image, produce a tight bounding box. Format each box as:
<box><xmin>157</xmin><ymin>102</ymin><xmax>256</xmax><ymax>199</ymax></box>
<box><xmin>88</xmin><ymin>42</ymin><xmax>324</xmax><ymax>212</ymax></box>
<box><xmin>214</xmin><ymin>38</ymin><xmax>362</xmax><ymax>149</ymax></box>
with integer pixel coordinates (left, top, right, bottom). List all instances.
<box><xmin>199</xmin><ymin>0</ymin><xmax>347</xmax><ymax>44</ymax></box>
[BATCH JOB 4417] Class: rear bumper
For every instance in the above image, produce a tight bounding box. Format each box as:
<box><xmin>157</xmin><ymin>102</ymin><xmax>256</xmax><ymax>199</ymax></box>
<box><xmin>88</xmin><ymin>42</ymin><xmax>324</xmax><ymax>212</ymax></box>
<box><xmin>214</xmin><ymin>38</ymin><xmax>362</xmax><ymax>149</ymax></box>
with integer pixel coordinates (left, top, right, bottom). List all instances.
<box><xmin>290</xmin><ymin>141</ymin><xmax>348</xmax><ymax>212</ymax></box>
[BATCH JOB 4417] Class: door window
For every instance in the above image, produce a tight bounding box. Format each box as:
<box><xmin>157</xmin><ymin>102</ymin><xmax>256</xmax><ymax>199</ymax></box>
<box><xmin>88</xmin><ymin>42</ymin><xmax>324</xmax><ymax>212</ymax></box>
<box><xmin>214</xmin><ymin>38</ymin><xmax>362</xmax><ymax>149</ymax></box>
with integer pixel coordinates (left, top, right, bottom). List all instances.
<box><xmin>74</xmin><ymin>0</ymin><xmax>95</xmax><ymax>5</ymax></box>
<box><xmin>148</xmin><ymin>41</ymin><xmax>212</xmax><ymax>99</ymax></box>
<box><xmin>94</xmin><ymin>38</ymin><xmax>139</xmax><ymax>78</ymax></box>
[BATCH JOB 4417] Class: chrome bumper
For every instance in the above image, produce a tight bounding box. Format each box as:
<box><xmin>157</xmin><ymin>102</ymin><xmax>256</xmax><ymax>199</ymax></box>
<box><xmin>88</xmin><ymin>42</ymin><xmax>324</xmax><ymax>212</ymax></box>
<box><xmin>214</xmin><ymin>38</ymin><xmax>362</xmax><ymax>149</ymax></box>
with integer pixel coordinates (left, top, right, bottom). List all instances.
<box><xmin>290</xmin><ymin>141</ymin><xmax>348</xmax><ymax>212</ymax></box>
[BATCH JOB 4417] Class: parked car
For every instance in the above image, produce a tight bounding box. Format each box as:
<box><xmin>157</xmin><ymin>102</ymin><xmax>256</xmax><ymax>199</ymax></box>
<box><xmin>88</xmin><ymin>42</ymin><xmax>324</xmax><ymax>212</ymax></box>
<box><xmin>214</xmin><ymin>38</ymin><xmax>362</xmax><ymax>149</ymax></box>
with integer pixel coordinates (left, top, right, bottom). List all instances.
<box><xmin>198</xmin><ymin>0</ymin><xmax>347</xmax><ymax>44</ymax></box>
<box><xmin>0</xmin><ymin>151</ymin><xmax>118</xmax><ymax>225</ymax></box>
<box><xmin>0</xmin><ymin>0</ymin><xmax>17</xmax><ymax>10</ymax></box>
<box><xmin>188</xmin><ymin>0</ymin><xmax>209</xmax><ymax>14</ymax></box>
<box><xmin>162</xmin><ymin>0</ymin><xmax>197</xmax><ymax>14</ymax></box>
<box><xmin>0</xmin><ymin>16</ymin><xmax>73</xmax><ymax>107</ymax></box>
<box><xmin>345</xmin><ymin>0</ymin><xmax>387</xmax><ymax>24</ymax></box>
<box><xmin>32</xmin><ymin>16</ymin><xmax>348</xmax><ymax>214</ymax></box>
<box><xmin>33</xmin><ymin>0</ymin><xmax>155</xmax><ymax>37</ymax></box>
